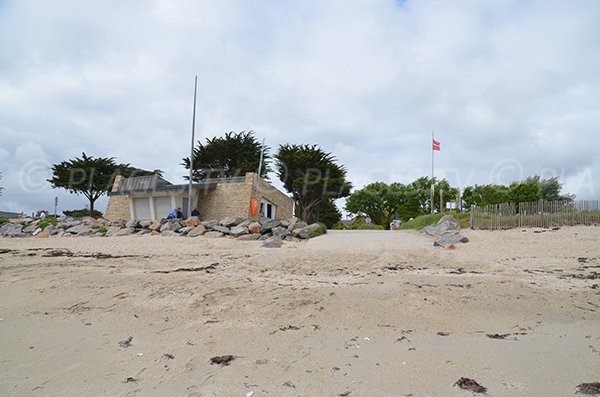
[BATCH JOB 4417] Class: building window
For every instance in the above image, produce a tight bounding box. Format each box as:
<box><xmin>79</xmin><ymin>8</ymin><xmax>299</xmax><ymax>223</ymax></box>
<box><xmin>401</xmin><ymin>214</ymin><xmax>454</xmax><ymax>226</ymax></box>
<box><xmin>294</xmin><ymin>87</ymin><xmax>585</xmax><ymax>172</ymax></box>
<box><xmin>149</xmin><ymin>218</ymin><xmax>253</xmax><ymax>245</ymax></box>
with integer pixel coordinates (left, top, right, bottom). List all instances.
<box><xmin>260</xmin><ymin>200</ymin><xmax>277</xmax><ymax>220</ymax></box>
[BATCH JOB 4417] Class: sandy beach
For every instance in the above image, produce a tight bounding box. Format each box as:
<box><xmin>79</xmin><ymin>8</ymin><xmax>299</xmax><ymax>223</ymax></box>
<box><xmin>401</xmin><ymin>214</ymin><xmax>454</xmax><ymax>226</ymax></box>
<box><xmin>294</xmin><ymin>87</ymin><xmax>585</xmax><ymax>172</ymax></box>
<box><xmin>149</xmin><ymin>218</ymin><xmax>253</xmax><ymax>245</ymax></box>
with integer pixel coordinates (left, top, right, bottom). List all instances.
<box><xmin>1</xmin><ymin>227</ymin><xmax>599</xmax><ymax>396</ymax></box>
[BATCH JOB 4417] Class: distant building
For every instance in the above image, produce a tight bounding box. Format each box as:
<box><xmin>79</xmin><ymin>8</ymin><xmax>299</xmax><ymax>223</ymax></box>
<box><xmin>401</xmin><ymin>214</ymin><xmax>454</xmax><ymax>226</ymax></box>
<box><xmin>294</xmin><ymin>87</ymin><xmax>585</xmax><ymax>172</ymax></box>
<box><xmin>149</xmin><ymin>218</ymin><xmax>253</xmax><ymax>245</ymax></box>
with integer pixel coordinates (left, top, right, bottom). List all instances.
<box><xmin>105</xmin><ymin>172</ymin><xmax>293</xmax><ymax>221</ymax></box>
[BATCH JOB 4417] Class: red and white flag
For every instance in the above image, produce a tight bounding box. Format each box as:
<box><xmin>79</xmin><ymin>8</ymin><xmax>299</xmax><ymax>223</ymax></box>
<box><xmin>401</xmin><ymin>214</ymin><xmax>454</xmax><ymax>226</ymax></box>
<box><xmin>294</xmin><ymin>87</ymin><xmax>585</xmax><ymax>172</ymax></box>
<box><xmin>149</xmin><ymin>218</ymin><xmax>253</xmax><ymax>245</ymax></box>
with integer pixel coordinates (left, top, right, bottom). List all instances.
<box><xmin>432</xmin><ymin>138</ymin><xmax>441</xmax><ymax>151</ymax></box>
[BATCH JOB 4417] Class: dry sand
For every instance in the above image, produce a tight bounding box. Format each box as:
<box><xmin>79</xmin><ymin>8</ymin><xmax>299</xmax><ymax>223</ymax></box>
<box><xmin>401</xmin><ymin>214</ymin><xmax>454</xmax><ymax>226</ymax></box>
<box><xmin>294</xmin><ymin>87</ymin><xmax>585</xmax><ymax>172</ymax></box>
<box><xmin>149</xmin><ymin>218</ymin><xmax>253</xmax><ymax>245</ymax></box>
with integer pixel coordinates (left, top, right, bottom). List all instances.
<box><xmin>1</xmin><ymin>227</ymin><xmax>599</xmax><ymax>396</ymax></box>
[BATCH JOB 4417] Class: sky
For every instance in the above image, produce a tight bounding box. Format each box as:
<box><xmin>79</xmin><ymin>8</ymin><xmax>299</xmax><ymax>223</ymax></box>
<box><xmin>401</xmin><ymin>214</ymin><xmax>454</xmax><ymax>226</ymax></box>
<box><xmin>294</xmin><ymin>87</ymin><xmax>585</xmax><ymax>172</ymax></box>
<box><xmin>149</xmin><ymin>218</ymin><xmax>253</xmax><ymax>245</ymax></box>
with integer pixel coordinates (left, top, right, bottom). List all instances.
<box><xmin>1</xmin><ymin>0</ymin><xmax>599</xmax><ymax>215</ymax></box>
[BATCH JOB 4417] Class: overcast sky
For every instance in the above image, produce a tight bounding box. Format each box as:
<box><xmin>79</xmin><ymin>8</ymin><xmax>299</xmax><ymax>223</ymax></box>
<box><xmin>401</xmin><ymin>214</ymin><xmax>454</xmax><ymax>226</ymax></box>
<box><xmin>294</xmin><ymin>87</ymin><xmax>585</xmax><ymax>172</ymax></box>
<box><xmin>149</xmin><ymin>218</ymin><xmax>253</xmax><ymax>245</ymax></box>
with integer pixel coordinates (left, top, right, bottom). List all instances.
<box><xmin>1</xmin><ymin>0</ymin><xmax>599</xmax><ymax>215</ymax></box>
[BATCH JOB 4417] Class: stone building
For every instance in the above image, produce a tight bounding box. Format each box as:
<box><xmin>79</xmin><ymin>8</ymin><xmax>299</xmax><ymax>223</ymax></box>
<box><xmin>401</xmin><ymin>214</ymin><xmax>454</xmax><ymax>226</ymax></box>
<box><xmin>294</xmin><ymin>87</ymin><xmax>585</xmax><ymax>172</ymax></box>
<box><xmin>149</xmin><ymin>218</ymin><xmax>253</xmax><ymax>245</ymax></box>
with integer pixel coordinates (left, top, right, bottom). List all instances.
<box><xmin>104</xmin><ymin>172</ymin><xmax>294</xmax><ymax>221</ymax></box>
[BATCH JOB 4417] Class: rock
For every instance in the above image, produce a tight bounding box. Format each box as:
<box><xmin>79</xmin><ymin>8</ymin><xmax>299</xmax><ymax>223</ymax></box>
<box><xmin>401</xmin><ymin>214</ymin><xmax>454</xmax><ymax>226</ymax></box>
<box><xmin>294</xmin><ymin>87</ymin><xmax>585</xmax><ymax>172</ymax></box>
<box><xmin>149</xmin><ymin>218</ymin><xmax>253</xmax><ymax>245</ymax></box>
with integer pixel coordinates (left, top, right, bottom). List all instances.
<box><xmin>81</xmin><ymin>216</ymin><xmax>97</xmax><ymax>225</ymax></box>
<box><xmin>272</xmin><ymin>226</ymin><xmax>290</xmax><ymax>239</ymax></box>
<box><xmin>260</xmin><ymin>219</ymin><xmax>281</xmax><ymax>231</ymax></box>
<box><xmin>292</xmin><ymin>224</ymin><xmax>320</xmax><ymax>239</ymax></box>
<box><xmin>23</xmin><ymin>224</ymin><xmax>38</xmax><ymax>233</ymax></box>
<box><xmin>292</xmin><ymin>221</ymin><xmax>308</xmax><ymax>230</ymax></box>
<box><xmin>237</xmin><ymin>234</ymin><xmax>260</xmax><ymax>241</ymax></box>
<box><xmin>116</xmin><ymin>228</ymin><xmax>134</xmax><ymax>236</ymax></box>
<box><xmin>248</xmin><ymin>222</ymin><xmax>262</xmax><ymax>234</ymax></box>
<box><xmin>149</xmin><ymin>219</ymin><xmax>163</xmax><ymax>231</ymax></box>
<box><xmin>230</xmin><ymin>226</ymin><xmax>248</xmax><ymax>237</ymax></box>
<box><xmin>178</xmin><ymin>226</ymin><xmax>193</xmax><ymax>235</ymax></box>
<box><xmin>9</xmin><ymin>217</ymin><xmax>33</xmax><ymax>225</ymax></box>
<box><xmin>220</xmin><ymin>217</ymin><xmax>237</xmax><ymax>227</ymax></box>
<box><xmin>137</xmin><ymin>229</ymin><xmax>151</xmax><ymax>236</ymax></box>
<box><xmin>204</xmin><ymin>231</ymin><xmax>224</xmax><ymax>238</ymax></box>
<box><xmin>52</xmin><ymin>231</ymin><xmax>66</xmax><ymax>238</ymax></box>
<box><xmin>284</xmin><ymin>235</ymin><xmax>302</xmax><ymax>242</ymax></box>
<box><xmin>160</xmin><ymin>220</ymin><xmax>183</xmax><ymax>232</ymax></box>
<box><xmin>433</xmin><ymin>232</ymin><xmax>469</xmax><ymax>247</ymax></box>
<box><xmin>44</xmin><ymin>225</ymin><xmax>55</xmax><ymax>234</ymax></box>
<box><xmin>0</xmin><ymin>223</ymin><xmax>22</xmax><ymax>237</ymax></box>
<box><xmin>201</xmin><ymin>220</ymin><xmax>218</xmax><ymax>228</ymax></box>
<box><xmin>187</xmin><ymin>224</ymin><xmax>206</xmax><ymax>237</ymax></box>
<box><xmin>125</xmin><ymin>219</ymin><xmax>139</xmax><ymax>228</ymax></box>
<box><xmin>280</xmin><ymin>219</ymin><xmax>290</xmax><ymax>228</ymax></box>
<box><xmin>425</xmin><ymin>215</ymin><xmax>461</xmax><ymax>236</ymax></box>
<box><xmin>211</xmin><ymin>225</ymin><xmax>230</xmax><ymax>234</ymax></box>
<box><xmin>58</xmin><ymin>220</ymin><xmax>82</xmax><ymax>229</ymax></box>
<box><xmin>66</xmin><ymin>225</ymin><xmax>92</xmax><ymax>235</ymax></box>
<box><xmin>35</xmin><ymin>229</ymin><xmax>50</xmax><ymax>238</ymax></box>
<box><xmin>161</xmin><ymin>230</ymin><xmax>178</xmax><ymax>237</ymax></box>
<box><xmin>262</xmin><ymin>236</ymin><xmax>283</xmax><ymax>248</ymax></box>
<box><xmin>139</xmin><ymin>220</ymin><xmax>153</xmax><ymax>228</ymax></box>
<box><xmin>258</xmin><ymin>234</ymin><xmax>271</xmax><ymax>241</ymax></box>
<box><xmin>237</xmin><ymin>218</ymin><xmax>251</xmax><ymax>227</ymax></box>
<box><xmin>32</xmin><ymin>227</ymin><xmax>42</xmax><ymax>236</ymax></box>
<box><xmin>186</xmin><ymin>216</ymin><xmax>199</xmax><ymax>227</ymax></box>
<box><xmin>151</xmin><ymin>230</ymin><xmax>160</xmax><ymax>236</ymax></box>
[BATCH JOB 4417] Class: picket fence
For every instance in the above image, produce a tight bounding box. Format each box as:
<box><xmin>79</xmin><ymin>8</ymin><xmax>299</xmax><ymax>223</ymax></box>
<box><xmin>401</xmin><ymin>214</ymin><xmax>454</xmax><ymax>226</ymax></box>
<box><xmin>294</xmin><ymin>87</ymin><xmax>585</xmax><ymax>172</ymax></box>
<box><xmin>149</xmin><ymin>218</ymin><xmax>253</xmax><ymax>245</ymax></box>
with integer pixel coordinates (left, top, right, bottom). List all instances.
<box><xmin>470</xmin><ymin>200</ymin><xmax>600</xmax><ymax>230</ymax></box>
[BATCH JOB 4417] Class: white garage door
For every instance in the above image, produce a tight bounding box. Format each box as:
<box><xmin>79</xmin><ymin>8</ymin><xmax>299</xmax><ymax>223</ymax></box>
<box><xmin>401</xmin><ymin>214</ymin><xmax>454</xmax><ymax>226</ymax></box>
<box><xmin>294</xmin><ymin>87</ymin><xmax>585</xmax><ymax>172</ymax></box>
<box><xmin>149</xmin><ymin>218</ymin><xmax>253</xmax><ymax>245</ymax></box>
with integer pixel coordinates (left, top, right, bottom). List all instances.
<box><xmin>154</xmin><ymin>196</ymin><xmax>172</xmax><ymax>219</ymax></box>
<box><xmin>133</xmin><ymin>198</ymin><xmax>151</xmax><ymax>220</ymax></box>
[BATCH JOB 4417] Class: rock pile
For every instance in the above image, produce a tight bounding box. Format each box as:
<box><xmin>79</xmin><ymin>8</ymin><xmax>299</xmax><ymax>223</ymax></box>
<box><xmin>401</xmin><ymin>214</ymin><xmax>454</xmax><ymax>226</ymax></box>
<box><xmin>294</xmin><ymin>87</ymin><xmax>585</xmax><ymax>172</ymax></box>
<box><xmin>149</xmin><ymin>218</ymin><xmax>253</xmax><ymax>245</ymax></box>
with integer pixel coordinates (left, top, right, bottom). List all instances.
<box><xmin>424</xmin><ymin>215</ymin><xmax>469</xmax><ymax>247</ymax></box>
<box><xmin>0</xmin><ymin>215</ymin><xmax>325</xmax><ymax>245</ymax></box>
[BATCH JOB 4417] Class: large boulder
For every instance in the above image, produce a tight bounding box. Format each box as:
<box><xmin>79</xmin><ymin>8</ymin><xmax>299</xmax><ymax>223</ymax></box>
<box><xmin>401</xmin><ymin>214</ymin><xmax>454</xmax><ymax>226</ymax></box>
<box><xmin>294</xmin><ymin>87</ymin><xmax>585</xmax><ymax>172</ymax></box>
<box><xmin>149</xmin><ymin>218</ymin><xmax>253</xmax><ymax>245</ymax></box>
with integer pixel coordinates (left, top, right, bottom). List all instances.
<box><xmin>211</xmin><ymin>225</ymin><xmax>230</xmax><ymax>234</ymax></box>
<box><xmin>424</xmin><ymin>215</ymin><xmax>461</xmax><ymax>236</ymax></box>
<box><xmin>116</xmin><ymin>228</ymin><xmax>134</xmax><ymax>236</ymax></box>
<box><xmin>0</xmin><ymin>223</ymin><xmax>24</xmax><ymax>237</ymax></box>
<box><xmin>139</xmin><ymin>220</ymin><xmax>153</xmax><ymax>229</ymax></box>
<box><xmin>186</xmin><ymin>216</ymin><xmax>199</xmax><ymax>227</ymax></box>
<box><xmin>260</xmin><ymin>219</ymin><xmax>281</xmax><ymax>231</ymax></box>
<box><xmin>201</xmin><ymin>220</ymin><xmax>219</xmax><ymax>228</ymax></box>
<box><xmin>187</xmin><ymin>224</ymin><xmax>206</xmax><ymax>237</ymax></box>
<box><xmin>292</xmin><ymin>223</ymin><xmax>321</xmax><ymax>239</ymax></box>
<box><xmin>178</xmin><ymin>226</ymin><xmax>193</xmax><ymax>235</ymax></box>
<box><xmin>220</xmin><ymin>217</ymin><xmax>237</xmax><ymax>227</ymax></box>
<box><xmin>160</xmin><ymin>220</ymin><xmax>183</xmax><ymax>232</ymax></box>
<box><xmin>65</xmin><ymin>224</ymin><xmax>92</xmax><ymax>236</ymax></box>
<box><xmin>230</xmin><ymin>226</ymin><xmax>248</xmax><ymax>237</ymax></box>
<box><xmin>272</xmin><ymin>226</ymin><xmax>290</xmax><ymax>239</ymax></box>
<box><xmin>35</xmin><ymin>229</ymin><xmax>50</xmax><ymax>238</ymax></box>
<box><xmin>125</xmin><ymin>219</ymin><xmax>139</xmax><ymax>229</ymax></box>
<box><xmin>248</xmin><ymin>222</ymin><xmax>262</xmax><ymax>234</ymax></box>
<box><xmin>161</xmin><ymin>230</ymin><xmax>178</xmax><ymax>237</ymax></box>
<box><xmin>433</xmin><ymin>232</ymin><xmax>469</xmax><ymax>247</ymax></box>
<box><xmin>149</xmin><ymin>219</ymin><xmax>163</xmax><ymax>231</ymax></box>
<box><xmin>23</xmin><ymin>223</ymin><xmax>38</xmax><ymax>233</ymax></box>
<box><xmin>262</xmin><ymin>236</ymin><xmax>283</xmax><ymax>248</ymax></box>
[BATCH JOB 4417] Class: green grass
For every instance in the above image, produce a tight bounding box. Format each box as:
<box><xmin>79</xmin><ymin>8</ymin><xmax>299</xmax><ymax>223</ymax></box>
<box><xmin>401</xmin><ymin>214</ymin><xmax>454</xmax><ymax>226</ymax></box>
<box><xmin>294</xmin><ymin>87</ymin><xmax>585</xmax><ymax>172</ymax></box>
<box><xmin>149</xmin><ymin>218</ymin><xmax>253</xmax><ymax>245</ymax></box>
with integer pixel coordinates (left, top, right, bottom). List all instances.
<box><xmin>91</xmin><ymin>225</ymin><xmax>108</xmax><ymax>234</ymax></box>
<box><xmin>0</xmin><ymin>217</ymin><xmax>8</xmax><ymax>225</ymax></box>
<box><xmin>399</xmin><ymin>212</ymin><xmax>470</xmax><ymax>230</ymax></box>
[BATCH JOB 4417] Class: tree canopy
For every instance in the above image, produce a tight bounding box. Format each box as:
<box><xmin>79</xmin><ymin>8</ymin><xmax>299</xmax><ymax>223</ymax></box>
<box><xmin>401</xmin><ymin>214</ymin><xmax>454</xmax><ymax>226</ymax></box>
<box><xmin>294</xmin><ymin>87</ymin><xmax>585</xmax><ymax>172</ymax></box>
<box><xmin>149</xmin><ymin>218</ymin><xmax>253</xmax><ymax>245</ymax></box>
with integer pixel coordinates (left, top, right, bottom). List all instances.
<box><xmin>317</xmin><ymin>198</ymin><xmax>342</xmax><ymax>228</ymax></box>
<box><xmin>182</xmin><ymin>131</ymin><xmax>270</xmax><ymax>181</ymax></box>
<box><xmin>275</xmin><ymin>144</ymin><xmax>351</xmax><ymax>224</ymax></box>
<box><xmin>47</xmin><ymin>153</ymin><xmax>158</xmax><ymax>215</ymax></box>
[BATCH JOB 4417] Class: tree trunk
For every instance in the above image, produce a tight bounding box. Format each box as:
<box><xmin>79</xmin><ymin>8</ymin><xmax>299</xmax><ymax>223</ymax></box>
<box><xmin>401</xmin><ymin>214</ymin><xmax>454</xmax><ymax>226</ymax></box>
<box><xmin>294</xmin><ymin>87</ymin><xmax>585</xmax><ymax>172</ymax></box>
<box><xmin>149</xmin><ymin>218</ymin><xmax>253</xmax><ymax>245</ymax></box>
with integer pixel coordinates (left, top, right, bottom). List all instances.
<box><xmin>89</xmin><ymin>198</ymin><xmax>95</xmax><ymax>216</ymax></box>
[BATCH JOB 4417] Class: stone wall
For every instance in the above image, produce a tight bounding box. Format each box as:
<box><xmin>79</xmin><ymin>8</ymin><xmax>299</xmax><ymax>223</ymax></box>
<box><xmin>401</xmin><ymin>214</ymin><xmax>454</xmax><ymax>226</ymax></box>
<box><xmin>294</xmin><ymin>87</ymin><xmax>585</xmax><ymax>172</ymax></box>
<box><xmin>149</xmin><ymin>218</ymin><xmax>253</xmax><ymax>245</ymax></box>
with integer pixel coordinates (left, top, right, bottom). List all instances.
<box><xmin>197</xmin><ymin>181</ymin><xmax>252</xmax><ymax>221</ymax></box>
<box><xmin>104</xmin><ymin>195</ymin><xmax>130</xmax><ymax>221</ymax></box>
<box><xmin>254</xmin><ymin>174</ymin><xmax>294</xmax><ymax>220</ymax></box>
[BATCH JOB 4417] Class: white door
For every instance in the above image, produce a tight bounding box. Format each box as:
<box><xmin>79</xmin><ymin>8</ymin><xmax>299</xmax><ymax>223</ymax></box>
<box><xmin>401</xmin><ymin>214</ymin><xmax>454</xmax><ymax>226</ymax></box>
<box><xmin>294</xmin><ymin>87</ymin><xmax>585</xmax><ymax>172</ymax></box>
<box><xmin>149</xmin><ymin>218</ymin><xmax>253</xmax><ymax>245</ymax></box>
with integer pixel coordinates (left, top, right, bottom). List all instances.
<box><xmin>133</xmin><ymin>198</ymin><xmax>151</xmax><ymax>220</ymax></box>
<box><xmin>154</xmin><ymin>196</ymin><xmax>172</xmax><ymax>219</ymax></box>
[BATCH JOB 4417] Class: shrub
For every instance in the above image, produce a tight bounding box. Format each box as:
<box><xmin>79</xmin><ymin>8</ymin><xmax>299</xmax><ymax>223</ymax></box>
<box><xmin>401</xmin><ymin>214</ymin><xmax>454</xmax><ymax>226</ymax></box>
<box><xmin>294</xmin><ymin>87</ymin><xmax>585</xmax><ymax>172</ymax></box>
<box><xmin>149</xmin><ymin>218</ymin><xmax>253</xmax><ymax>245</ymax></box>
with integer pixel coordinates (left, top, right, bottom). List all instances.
<box><xmin>347</xmin><ymin>221</ymin><xmax>385</xmax><ymax>230</ymax></box>
<box><xmin>332</xmin><ymin>222</ymin><xmax>346</xmax><ymax>230</ymax></box>
<box><xmin>63</xmin><ymin>209</ymin><xmax>104</xmax><ymax>218</ymax></box>
<box><xmin>309</xmin><ymin>222</ymin><xmax>328</xmax><ymax>238</ymax></box>
<box><xmin>37</xmin><ymin>216</ymin><xmax>58</xmax><ymax>230</ymax></box>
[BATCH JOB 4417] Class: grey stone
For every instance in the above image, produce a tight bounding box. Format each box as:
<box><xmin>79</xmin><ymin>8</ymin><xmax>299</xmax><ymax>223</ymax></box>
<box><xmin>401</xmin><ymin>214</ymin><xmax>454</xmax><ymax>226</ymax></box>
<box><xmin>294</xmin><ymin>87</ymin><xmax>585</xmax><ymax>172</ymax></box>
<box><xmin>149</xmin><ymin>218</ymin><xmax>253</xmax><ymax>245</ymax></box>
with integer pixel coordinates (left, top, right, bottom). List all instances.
<box><xmin>260</xmin><ymin>219</ymin><xmax>281</xmax><ymax>231</ymax></box>
<box><xmin>126</xmin><ymin>219</ymin><xmax>139</xmax><ymax>228</ymax></box>
<box><xmin>237</xmin><ymin>233</ymin><xmax>260</xmax><ymax>241</ymax></box>
<box><xmin>238</xmin><ymin>219</ymin><xmax>252</xmax><ymax>228</ymax></box>
<box><xmin>0</xmin><ymin>223</ymin><xmax>24</xmax><ymax>237</ymax></box>
<box><xmin>66</xmin><ymin>225</ymin><xmax>92</xmax><ymax>235</ymax></box>
<box><xmin>161</xmin><ymin>230</ymin><xmax>178</xmax><ymax>237</ymax></box>
<box><xmin>433</xmin><ymin>232</ymin><xmax>469</xmax><ymax>247</ymax></box>
<box><xmin>178</xmin><ymin>226</ymin><xmax>193</xmax><ymax>235</ymax></box>
<box><xmin>262</xmin><ymin>236</ymin><xmax>283</xmax><ymax>248</ymax></box>
<box><xmin>211</xmin><ymin>225</ymin><xmax>230</xmax><ymax>234</ymax></box>
<box><xmin>258</xmin><ymin>234</ymin><xmax>271</xmax><ymax>241</ymax></box>
<box><xmin>272</xmin><ymin>226</ymin><xmax>290</xmax><ymax>239</ymax></box>
<box><xmin>23</xmin><ymin>224</ymin><xmax>38</xmax><ymax>233</ymax></box>
<box><xmin>233</xmin><ymin>217</ymin><xmax>247</xmax><ymax>226</ymax></box>
<box><xmin>292</xmin><ymin>221</ymin><xmax>308</xmax><ymax>230</ymax></box>
<box><xmin>187</xmin><ymin>225</ymin><xmax>206</xmax><ymax>237</ymax></box>
<box><xmin>115</xmin><ymin>228</ymin><xmax>134</xmax><ymax>236</ymax></box>
<box><xmin>51</xmin><ymin>231</ymin><xmax>66</xmax><ymax>238</ymax></box>
<box><xmin>292</xmin><ymin>223</ymin><xmax>320</xmax><ymax>239</ymax></box>
<box><xmin>204</xmin><ymin>231</ymin><xmax>224</xmax><ymax>238</ymax></box>
<box><xmin>279</xmin><ymin>219</ymin><xmax>290</xmax><ymax>228</ymax></box>
<box><xmin>160</xmin><ymin>220</ymin><xmax>183</xmax><ymax>232</ymax></box>
<box><xmin>230</xmin><ymin>226</ymin><xmax>248</xmax><ymax>237</ymax></box>
<box><xmin>137</xmin><ymin>229</ymin><xmax>151</xmax><ymax>236</ymax></box>
<box><xmin>32</xmin><ymin>227</ymin><xmax>42</xmax><ymax>236</ymax></box>
<box><xmin>220</xmin><ymin>217</ymin><xmax>237</xmax><ymax>227</ymax></box>
<box><xmin>201</xmin><ymin>220</ymin><xmax>219</xmax><ymax>228</ymax></box>
<box><xmin>425</xmin><ymin>215</ymin><xmax>461</xmax><ymax>236</ymax></box>
<box><xmin>58</xmin><ymin>220</ymin><xmax>82</xmax><ymax>229</ymax></box>
<box><xmin>139</xmin><ymin>220</ymin><xmax>152</xmax><ymax>228</ymax></box>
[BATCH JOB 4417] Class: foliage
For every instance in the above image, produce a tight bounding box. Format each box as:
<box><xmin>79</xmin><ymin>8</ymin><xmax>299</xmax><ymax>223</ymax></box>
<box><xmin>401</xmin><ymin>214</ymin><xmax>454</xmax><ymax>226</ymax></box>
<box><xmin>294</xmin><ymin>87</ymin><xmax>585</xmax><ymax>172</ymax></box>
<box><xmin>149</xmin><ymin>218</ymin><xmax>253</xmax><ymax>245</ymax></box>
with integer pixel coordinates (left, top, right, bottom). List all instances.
<box><xmin>182</xmin><ymin>131</ymin><xmax>270</xmax><ymax>181</ymax></box>
<box><xmin>309</xmin><ymin>222</ymin><xmax>328</xmax><ymax>238</ymax></box>
<box><xmin>63</xmin><ymin>208</ymin><xmax>104</xmax><ymax>218</ymax></box>
<box><xmin>48</xmin><ymin>152</ymin><xmax>158</xmax><ymax>215</ymax></box>
<box><xmin>462</xmin><ymin>176</ymin><xmax>574</xmax><ymax>210</ymax></box>
<box><xmin>316</xmin><ymin>199</ymin><xmax>342</xmax><ymax>228</ymax></box>
<box><xmin>408</xmin><ymin>177</ymin><xmax>459</xmax><ymax>213</ymax></box>
<box><xmin>0</xmin><ymin>217</ymin><xmax>8</xmax><ymax>225</ymax></box>
<box><xmin>349</xmin><ymin>221</ymin><xmax>385</xmax><ymax>230</ymax></box>
<box><xmin>37</xmin><ymin>216</ymin><xmax>58</xmax><ymax>230</ymax></box>
<box><xmin>275</xmin><ymin>144</ymin><xmax>351</xmax><ymax>224</ymax></box>
<box><xmin>398</xmin><ymin>212</ymin><xmax>471</xmax><ymax>230</ymax></box>
<box><xmin>91</xmin><ymin>225</ymin><xmax>108</xmax><ymax>234</ymax></box>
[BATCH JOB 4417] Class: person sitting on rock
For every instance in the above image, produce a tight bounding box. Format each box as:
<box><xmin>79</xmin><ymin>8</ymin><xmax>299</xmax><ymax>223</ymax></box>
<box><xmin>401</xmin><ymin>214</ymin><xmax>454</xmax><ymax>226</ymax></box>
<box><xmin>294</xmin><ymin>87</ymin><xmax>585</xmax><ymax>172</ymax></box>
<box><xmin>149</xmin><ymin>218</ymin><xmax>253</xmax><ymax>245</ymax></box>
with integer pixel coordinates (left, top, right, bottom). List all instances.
<box><xmin>166</xmin><ymin>208</ymin><xmax>178</xmax><ymax>219</ymax></box>
<box><xmin>191</xmin><ymin>208</ymin><xmax>200</xmax><ymax>217</ymax></box>
<box><xmin>176</xmin><ymin>207</ymin><xmax>184</xmax><ymax>219</ymax></box>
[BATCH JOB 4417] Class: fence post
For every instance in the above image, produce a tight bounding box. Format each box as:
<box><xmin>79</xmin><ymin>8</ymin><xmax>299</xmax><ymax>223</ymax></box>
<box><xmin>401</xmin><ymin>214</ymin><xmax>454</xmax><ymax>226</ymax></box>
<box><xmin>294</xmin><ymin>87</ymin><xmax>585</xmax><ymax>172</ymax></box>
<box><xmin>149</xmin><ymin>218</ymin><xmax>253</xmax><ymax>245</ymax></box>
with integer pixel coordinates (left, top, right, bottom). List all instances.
<box><xmin>470</xmin><ymin>205</ymin><xmax>475</xmax><ymax>229</ymax></box>
<box><xmin>539</xmin><ymin>199</ymin><xmax>544</xmax><ymax>228</ymax></box>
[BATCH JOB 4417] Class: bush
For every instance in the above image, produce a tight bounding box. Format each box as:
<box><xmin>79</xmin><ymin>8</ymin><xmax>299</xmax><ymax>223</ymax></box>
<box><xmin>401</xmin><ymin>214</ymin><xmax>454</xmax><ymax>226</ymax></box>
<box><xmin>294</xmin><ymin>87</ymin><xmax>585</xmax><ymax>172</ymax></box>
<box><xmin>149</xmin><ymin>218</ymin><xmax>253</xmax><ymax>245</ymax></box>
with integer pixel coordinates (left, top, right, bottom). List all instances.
<box><xmin>309</xmin><ymin>222</ymin><xmax>328</xmax><ymax>238</ymax></box>
<box><xmin>63</xmin><ymin>209</ymin><xmax>104</xmax><ymax>218</ymax></box>
<box><xmin>399</xmin><ymin>212</ymin><xmax>470</xmax><ymax>230</ymax></box>
<box><xmin>332</xmin><ymin>222</ymin><xmax>346</xmax><ymax>230</ymax></box>
<box><xmin>37</xmin><ymin>216</ymin><xmax>58</xmax><ymax>230</ymax></box>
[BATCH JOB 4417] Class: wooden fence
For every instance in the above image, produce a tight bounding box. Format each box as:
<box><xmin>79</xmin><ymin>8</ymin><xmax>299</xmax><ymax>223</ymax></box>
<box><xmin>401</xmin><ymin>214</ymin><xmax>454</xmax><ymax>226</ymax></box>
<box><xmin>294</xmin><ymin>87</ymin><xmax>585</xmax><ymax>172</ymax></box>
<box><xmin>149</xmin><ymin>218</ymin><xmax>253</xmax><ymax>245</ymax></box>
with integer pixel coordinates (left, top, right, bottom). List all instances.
<box><xmin>470</xmin><ymin>200</ymin><xmax>600</xmax><ymax>230</ymax></box>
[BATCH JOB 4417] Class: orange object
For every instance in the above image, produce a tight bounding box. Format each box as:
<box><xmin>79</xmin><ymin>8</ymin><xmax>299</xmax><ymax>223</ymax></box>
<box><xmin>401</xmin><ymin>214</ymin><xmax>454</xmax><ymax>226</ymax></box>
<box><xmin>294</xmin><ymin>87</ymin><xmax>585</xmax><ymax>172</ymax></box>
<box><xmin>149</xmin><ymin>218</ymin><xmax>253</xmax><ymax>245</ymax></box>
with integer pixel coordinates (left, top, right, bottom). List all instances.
<box><xmin>250</xmin><ymin>198</ymin><xmax>258</xmax><ymax>215</ymax></box>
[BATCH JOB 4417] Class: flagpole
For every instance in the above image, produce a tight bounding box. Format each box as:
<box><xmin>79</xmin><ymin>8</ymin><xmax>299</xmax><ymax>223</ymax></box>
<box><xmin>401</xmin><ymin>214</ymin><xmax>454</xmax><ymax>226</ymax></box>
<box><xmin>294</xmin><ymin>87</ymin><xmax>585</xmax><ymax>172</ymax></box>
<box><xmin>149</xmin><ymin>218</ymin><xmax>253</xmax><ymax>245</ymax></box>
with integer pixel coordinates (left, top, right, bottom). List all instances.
<box><xmin>431</xmin><ymin>131</ymin><xmax>435</xmax><ymax>214</ymax></box>
<box><xmin>187</xmin><ymin>75</ymin><xmax>198</xmax><ymax>218</ymax></box>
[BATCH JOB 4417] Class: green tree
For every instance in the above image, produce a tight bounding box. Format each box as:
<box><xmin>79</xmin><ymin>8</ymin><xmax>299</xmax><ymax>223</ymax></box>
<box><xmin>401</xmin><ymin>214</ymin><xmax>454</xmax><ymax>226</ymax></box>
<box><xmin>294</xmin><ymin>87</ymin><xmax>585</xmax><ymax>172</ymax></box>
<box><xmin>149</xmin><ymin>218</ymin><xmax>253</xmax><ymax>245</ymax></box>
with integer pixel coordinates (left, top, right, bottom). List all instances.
<box><xmin>182</xmin><ymin>131</ymin><xmax>270</xmax><ymax>181</ymax></box>
<box><xmin>48</xmin><ymin>153</ymin><xmax>158</xmax><ymax>215</ymax></box>
<box><xmin>275</xmin><ymin>144</ymin><xmax>351</xmax><ymax>224</ymax></box>
<box><xmin>407</xmin><ymin>177</ymin><xmax>457</xmax><ymax>213</ymax></box>
<box><xmin>316</xmin><ymin>198</ymin><xmax>342</xmax><ymax>228</ymax></box>
<box><xmin>462</xmin><ymin>184</ymin><xmax>510</xmax><ymax>209</ymax></box>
